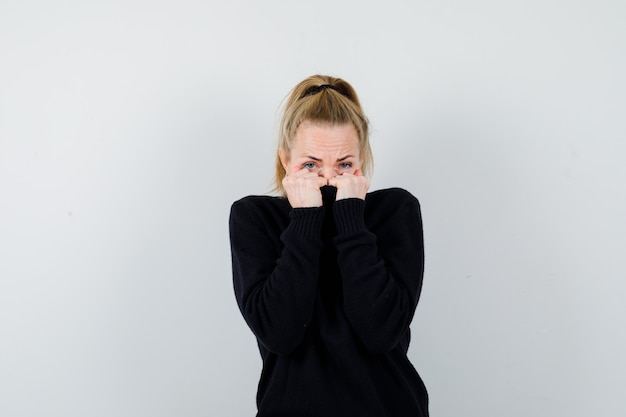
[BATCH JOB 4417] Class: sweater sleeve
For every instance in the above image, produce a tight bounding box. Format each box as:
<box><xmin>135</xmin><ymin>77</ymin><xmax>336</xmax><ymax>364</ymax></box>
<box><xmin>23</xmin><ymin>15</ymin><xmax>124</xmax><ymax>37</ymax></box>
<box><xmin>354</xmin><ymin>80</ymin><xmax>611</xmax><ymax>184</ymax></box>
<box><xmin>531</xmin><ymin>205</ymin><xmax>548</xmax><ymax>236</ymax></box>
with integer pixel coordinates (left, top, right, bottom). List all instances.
<box><xmin>332</xmin><ymin>190</ymin><xmax>425</xmax><ymax>354</ymax></box>
<box><xmin>229</xmin><ymin>198</ymin><xmax>325</xmax><ymax>355</ymax></box>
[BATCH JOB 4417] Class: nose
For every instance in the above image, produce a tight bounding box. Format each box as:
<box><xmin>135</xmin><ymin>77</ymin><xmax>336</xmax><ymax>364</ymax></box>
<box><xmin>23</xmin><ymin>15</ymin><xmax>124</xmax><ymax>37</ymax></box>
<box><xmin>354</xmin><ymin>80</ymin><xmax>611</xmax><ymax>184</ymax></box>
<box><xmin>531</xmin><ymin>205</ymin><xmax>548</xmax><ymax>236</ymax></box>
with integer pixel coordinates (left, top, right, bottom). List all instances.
<box><xmin>318</xmin><ymin>167</ymin><xmax>336</xmax><ymax>180</ymax></box>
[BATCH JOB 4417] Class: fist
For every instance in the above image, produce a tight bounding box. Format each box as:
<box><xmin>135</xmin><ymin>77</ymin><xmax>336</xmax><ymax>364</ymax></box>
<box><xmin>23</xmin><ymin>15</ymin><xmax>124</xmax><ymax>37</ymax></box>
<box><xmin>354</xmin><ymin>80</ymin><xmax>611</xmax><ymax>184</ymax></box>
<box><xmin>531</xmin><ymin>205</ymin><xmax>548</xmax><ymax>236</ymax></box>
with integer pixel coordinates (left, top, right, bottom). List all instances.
<box><xmin>328</xmin><ymin>169</ymin><xmax>370</xmax><ymax>201</ymax></box>
<box><xmin>282</xmin><ymin>167</ymin><xmax>328</xmax><ymax>208</ymax></box>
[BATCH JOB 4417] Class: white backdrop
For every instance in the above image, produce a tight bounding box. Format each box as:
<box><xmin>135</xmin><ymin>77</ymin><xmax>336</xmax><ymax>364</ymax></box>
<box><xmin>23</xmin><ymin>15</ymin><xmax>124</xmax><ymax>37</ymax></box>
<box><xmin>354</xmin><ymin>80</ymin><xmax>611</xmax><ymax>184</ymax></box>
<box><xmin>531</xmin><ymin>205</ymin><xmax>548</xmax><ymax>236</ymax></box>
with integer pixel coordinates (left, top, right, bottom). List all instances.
<box><xmin>1</xmin><ymin>1</ymin><xmax>625</xmax><ymax>416</ymax></box>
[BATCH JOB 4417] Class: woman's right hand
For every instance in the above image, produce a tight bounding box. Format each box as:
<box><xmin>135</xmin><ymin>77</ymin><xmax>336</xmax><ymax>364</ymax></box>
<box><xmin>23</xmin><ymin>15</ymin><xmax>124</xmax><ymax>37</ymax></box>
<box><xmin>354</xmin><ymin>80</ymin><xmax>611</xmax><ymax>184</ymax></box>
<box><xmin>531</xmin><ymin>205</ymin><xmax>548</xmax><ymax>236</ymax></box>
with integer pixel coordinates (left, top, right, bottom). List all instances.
<box><xmin>282</xmin><ymin>167</ymin><xmax>328</xmax><ymax>208</ymax></box>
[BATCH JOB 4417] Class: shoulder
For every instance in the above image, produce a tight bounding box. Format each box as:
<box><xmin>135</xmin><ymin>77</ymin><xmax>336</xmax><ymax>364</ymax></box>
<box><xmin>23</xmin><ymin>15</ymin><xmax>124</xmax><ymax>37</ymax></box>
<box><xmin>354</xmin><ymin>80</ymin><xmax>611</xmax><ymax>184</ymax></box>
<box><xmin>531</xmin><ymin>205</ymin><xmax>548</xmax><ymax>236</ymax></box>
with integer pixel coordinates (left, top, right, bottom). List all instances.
<box><xmin>363</xmin><ymin>188</ymin><xmax>422</xmax><ymax>227</ymax></box>
<box><xmin>230</xmin><ymin>195</ymin><xmax>291</xmax><ymax>225</ymax></box>
<box><xmin>231</xmin><ymin>194</ymin><xmax>288</xmax><ymax>210</ymax></box>
<box><xmin>364</xmin><ymin>188</ymin><xmax>423</xmax><ymax>237</ymax></box>
<box><xmin>365</xmin><ymin>187</ymin><xmax>420</xmax><ymax>209</ymax></box>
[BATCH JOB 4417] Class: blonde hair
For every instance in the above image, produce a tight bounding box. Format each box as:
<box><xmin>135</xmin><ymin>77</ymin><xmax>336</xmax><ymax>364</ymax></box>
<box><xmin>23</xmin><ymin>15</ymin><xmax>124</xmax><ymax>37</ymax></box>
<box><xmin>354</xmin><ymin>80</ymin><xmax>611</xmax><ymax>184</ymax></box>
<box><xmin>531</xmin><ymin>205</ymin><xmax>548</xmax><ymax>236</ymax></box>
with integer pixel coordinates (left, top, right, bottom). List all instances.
<box><xmin>273</xmin><ymin>75</ymin><xmax>373</xmax><ymax>195</ymax></box>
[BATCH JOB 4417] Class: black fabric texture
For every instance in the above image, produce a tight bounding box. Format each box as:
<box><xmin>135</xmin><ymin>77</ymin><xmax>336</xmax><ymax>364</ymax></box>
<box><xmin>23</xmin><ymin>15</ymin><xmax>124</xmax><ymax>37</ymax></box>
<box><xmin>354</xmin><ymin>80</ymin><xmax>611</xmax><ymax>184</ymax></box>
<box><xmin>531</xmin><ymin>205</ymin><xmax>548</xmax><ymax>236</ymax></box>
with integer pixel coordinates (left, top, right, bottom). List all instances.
<box><xmin>229</xmin><ymin>186</ymin><xmax>429</xmax><ymax>417</ymax></box>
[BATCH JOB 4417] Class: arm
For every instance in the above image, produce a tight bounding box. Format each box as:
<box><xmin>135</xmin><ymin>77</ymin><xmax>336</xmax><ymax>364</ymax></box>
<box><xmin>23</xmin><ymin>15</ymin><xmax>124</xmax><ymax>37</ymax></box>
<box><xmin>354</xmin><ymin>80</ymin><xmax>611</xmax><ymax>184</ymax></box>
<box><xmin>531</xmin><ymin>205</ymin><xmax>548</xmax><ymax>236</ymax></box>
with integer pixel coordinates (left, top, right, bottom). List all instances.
<box><xmin>333</xmin><ymin>191</ymin><xmax>425</xmax><ymax>354</ymax></box>
<box><xmin>229</xmin><ymin>198</ymin><xmax>325</xmax><ymax>355</ymax></box>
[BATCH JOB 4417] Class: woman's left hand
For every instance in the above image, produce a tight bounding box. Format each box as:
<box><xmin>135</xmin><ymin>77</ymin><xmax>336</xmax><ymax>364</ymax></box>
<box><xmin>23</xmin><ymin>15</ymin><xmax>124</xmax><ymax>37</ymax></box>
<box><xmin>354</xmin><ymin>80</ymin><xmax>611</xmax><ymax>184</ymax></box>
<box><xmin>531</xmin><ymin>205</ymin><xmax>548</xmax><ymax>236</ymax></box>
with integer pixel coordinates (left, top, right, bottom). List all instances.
<box><xmin>328</xmin><ymin>169</ymin><xmax>370</xmax><ymax>201</ymax></box>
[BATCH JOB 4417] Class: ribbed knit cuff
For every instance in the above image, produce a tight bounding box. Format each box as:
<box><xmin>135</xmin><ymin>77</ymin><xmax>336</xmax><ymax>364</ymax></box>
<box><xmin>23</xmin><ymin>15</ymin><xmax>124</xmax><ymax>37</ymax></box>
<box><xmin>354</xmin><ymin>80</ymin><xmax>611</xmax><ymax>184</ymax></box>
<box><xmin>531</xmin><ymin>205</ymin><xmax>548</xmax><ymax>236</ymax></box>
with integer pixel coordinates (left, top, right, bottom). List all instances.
<box><xmin>288</xmin><ymin>207</ymin><xmax>326</xmax><ymax>239</ymax></box>
<box><xmin>333</xmin><ymin>198</ymin><xmax>366</xmax><ymax>235</ymax></box>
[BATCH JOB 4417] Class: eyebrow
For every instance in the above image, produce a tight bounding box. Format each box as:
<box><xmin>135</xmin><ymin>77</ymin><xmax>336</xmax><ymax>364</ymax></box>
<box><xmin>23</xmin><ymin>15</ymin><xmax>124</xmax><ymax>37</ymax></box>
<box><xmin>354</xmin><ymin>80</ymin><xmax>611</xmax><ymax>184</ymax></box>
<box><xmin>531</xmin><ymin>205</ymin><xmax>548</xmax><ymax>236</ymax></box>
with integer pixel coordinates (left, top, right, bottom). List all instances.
<box><xmin>304</xmin><ymin>155</ymin><xmax>354</xmax><ymax>162</ymax></box>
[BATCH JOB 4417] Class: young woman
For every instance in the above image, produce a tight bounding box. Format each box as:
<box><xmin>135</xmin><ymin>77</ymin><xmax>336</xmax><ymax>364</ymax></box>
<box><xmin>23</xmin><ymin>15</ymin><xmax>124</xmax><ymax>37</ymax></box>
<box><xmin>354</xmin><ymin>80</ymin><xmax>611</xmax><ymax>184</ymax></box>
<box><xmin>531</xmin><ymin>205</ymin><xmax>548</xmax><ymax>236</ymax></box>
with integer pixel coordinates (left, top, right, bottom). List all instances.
<box><xmin>229</xmin><ymin>75</ymin><xmax>429</xmax><ymax>416</ymax></box>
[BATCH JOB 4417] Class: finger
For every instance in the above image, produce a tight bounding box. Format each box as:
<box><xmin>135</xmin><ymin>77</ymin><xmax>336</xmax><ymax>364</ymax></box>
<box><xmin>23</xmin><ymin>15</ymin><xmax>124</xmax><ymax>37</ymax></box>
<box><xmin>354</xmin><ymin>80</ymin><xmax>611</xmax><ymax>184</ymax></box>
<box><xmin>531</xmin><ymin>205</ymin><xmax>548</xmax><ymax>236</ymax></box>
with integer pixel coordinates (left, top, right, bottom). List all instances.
<box><xmin>316</xmin><ymin>177</ymin><xmax>329</xmax><ymax>188</ymax></box>
<box><xmin>354</xmin><ymin>169</ymin><xmax>363</xmax><ymax>177</ymax></box>
<box><xmin>327</xmin><ymin>176</ymin><xmax>338</xmax><ymax>187</ymax></box>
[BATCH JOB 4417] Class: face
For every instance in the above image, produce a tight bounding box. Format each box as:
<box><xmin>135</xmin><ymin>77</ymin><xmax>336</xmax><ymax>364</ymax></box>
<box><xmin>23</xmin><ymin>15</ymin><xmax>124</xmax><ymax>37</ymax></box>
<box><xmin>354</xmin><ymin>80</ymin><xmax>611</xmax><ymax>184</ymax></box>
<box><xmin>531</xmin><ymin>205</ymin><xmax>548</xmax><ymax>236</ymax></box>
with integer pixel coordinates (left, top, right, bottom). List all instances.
<box><xmin>280</xmin><ymin>121</ymin><xmax>361</xmax><ymax>180</ymax></box>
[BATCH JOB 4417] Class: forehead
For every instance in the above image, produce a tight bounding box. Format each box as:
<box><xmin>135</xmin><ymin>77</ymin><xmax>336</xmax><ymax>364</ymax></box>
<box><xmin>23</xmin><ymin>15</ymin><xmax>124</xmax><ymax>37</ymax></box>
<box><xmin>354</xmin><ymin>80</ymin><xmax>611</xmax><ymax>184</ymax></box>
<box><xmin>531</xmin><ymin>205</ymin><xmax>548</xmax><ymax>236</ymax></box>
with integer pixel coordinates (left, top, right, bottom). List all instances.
<box><xmin>292</xmin><ymin>121</ymin><xmax>359</xmax><ymax>154</ymax></box>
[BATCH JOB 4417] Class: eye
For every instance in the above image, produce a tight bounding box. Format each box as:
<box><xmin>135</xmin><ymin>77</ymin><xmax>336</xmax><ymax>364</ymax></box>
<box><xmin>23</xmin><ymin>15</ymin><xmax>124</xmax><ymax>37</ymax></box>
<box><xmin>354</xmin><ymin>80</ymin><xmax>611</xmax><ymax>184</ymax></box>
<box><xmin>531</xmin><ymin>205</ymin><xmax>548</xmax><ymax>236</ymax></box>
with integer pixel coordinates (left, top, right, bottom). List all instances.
<box><xmin>302</xmin><ymin>162</ymin><xmax>317</xmax><ymax>170</ymax></box>
<box><xmin>338</xmin><ymin>162</ymin><xmax>353</xmax><ymax>170</ymax></box>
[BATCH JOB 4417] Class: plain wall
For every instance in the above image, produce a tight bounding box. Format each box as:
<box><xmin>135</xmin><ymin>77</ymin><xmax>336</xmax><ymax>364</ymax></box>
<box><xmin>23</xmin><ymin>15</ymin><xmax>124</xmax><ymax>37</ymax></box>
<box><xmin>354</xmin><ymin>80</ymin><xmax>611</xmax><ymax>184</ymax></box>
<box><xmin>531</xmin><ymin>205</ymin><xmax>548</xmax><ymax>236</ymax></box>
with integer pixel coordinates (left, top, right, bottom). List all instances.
<box><xmin>1</xmin><ymin>0</ymin><xmax>625</xmax><ymax>416</ymax></box>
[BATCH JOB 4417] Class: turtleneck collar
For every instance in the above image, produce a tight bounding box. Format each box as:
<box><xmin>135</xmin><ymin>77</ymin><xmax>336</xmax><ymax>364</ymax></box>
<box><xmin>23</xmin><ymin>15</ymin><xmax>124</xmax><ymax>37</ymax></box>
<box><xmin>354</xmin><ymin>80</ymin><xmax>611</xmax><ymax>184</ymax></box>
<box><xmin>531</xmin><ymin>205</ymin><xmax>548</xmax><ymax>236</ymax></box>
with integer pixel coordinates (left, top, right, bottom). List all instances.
<box><xmin>320</xmin><ymin>185</ymin><xmax>337</xmax><ymax>206</ymax></box>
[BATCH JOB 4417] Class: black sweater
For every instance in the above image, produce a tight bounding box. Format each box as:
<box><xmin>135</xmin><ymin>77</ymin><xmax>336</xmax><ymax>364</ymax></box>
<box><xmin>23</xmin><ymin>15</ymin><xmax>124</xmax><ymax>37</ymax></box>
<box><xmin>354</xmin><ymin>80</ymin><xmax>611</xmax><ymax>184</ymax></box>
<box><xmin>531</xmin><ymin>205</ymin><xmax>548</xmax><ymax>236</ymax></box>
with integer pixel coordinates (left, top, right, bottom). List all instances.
<box><xmin>229</xmin><ymin>186</ymin><xmax>428</xmax><ymax>417</ymax></box>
